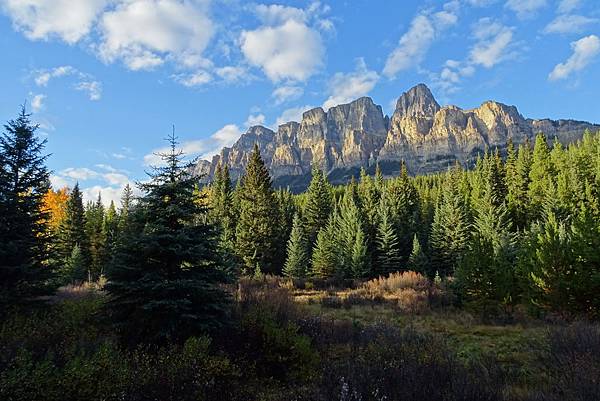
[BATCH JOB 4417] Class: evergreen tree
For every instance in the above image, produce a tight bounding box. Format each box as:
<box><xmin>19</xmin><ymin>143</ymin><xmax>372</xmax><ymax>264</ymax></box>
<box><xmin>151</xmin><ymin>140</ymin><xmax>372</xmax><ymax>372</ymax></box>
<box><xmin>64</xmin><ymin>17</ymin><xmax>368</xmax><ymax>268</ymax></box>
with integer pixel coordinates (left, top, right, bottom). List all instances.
<box><xmin>337</xmin><ymin>189</ymin><xmax>370</xmax><ymax>278</ymax></box>
<box><xmin>85</xmin><ymin>193</ymin><xmax>106</xmax><ymax>280</ymax></box>
<box><xmin>105</xmin><ymin>132</ymin><xmax>231</xmax><ymax>343</ymax></box>
<box><xmin>103</xmin><ymin>200</ymin><xmax>118</xmax><ymax>269</ymax></box>
<box><xmin>310</xmin><ymin>216</ymin><xmax>338</xmax><ymax>279</ymax></box>
<box><xmin>275</xmin><ymin>188</ymin><xmax>296</xmax><ymax>269</ymax></box>
<box><xmin>429</xmin><ymin>171</ymin><xmax>470</xmax><ymax>277</ymax></box>
<box><xmin>58</xmin><ymin>183</ymin><xmax>91</xmax><ymax>281</ymax></box>
<box><xmin>407</xmin><ymin>234</ymin><xmax>428</xmax><ymax>275</ymax></box>
<box><xmin>351</xmin><ymin>228</ymin><xmax>370</xmax><ymax>279</ymax></box>
<box><xmin>375</xmin><ymin>207</ymin><xmax>402</xmax><ymax>276</ymax></box>
<box><xmin>118</xmin><ymin>183</ymin><xmax>134</xmax><ymax>234</ymax></box>
<box><xmin>506</xmin><ymin>139</ymin><xmax>530</xmax><ymax>230</ymax></box>
<box><xmin>528</xmin><ymin>133</ymin><xmax>554</xmax><ymax>221</ymax></box>
<box><xmin>209</xmin><ymin>163</ymin><xmax>236</xmax><ymax>249</ymax></box>
<box><xmin>0</xmin><ymin>107</ymin><xmax>53</xmax><ymax>311</ymax></box>
<box><xmin>235</xmin><ymin>144</ymin><xmax>279</xmax><ymax>275</ymax></box>
<box><xmin>63</xmin><ymin>244</ymin><xmax>86</xmax><ymax>283</ymax></box>
<box><xmin>303</xmin><ymin>166</ymin><xmax>332</xmax><ymax>247</ymax></box>
<box><xmin>283</xmin><ymin>214</ymin><xmax>310</xmax><ymax>278</ymax></box>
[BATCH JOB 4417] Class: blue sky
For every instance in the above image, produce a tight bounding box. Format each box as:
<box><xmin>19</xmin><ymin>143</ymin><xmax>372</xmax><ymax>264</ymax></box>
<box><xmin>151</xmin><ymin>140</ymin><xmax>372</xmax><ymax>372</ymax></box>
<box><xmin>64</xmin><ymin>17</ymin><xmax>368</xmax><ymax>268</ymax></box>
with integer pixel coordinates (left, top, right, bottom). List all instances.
<box><xmin>0</xmin><ymin>0</ymin><xmax>599</xmax><ymax>204</ymax></box>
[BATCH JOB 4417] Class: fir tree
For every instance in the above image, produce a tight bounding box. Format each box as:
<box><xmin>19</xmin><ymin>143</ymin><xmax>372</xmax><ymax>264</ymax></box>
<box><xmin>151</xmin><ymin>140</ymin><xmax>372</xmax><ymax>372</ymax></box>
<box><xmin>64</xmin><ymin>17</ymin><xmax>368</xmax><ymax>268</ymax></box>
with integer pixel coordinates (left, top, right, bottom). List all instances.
<box><xmin>0</xmin><ymin>107</ymin><xmax>53</xmax><ymax>311</ymax></box>
<box><xmin>63</xmin><ymin>244</ymin><xmax>86</xmax><ymax>284</ymax></box>
<box><xmin>303</xmin><ymin>166</ymin><xmax>332</xmax><ymax>247</ymax></box>
<box><xmin>105</xmin><ymin>131</ymin><xmax>231</xmax><ymax>343</ymax></box>
<box><xmin>310</xmin><ymin>216</ymin><xmax>338</xmax><ymax>279</ymax></box>
<box><xmin>58</xmin><ymin>183</ymin><xmax>91</xmax><ymax>281</ymax></box>
<box><xmin>85</xmin><ymin>193</ymin><xmax>106</xmax><ymax>281</ymax></box>
<box><xmin>235</xmin><ymin>144</ymin><xmax>279</xmax><ymax>275</ymax></box>
<box><xmin>283</xmin><ymin>214</ymin><xmax>310</xmax><ymax>278</ymax></box>
<box><xmin>375</xmin><ymin>207</ymin><xmax>402</xmax><ymax>276</ymax></box>
<box><xmin>103</xmin><ymin>200</ymin><xmax>118</xmax><ymax>269</ymax></box>
<box><xmin>209</xmin><ymin>163</ymin><xmax>236</xmax><ymax>249</ymax></box>
<box><xmin>407</xmin><ymin>234</ymin><xmax>428</xmax><ymax>275</ymax></box>
<box><xmin>337</xmin><ymin>188</ymin><xmax>369</xmax><ymax>278</ymax></box>
<box><xmin>528</xmin><ymin>133</ymin><xmax>554</xmax><ymax>221</ymax></box>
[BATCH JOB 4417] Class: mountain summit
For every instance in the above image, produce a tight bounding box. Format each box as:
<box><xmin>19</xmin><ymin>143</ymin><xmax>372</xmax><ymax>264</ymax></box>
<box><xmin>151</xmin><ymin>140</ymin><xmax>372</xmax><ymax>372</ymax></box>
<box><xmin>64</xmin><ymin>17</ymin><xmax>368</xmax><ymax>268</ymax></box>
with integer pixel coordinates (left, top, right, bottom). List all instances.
<box><xmin>193</xmin><ymin>84</ymin><xmax>599</xmax><ymax>190</ymax></box>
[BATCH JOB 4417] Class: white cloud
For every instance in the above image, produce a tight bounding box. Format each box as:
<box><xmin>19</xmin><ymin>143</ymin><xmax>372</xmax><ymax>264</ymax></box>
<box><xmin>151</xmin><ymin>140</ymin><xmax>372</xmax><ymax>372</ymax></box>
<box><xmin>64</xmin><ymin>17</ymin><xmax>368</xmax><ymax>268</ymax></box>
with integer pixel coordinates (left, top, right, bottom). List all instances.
<box><xmin>549</xmin><ymin>34</ymin><xmax>600</xmax><ymax>80</ymax></box>
<box><xmin>173</xmin><ymin>70</ymin><xmax>212</xmax><ymax>87</ymax></box>
<box><xmin>272</xmin><ymin>86</ymin><xmax>304</xmax><ymax>105</ymax></box>
<box><xmin>323</xmin><ymin>58</ymin><xmax>379</xmax><ymax>110</ymax></box>
<box><xmin>81</xmin><ymin>183</ymin><xmax>138</xmax><ymax>207</ymax></box>
<box><xmin>543</xmin><ymin>15</ymin><xmax>598</xmax><ymax>35</ymax></box>
<box><xmin>241</xmin><ymin>18</ymin><xmax>324</xmax><ymax>82</ymax></box>
<box><xmin>383</xmin><ymin>2</ymin><xmax>458</xmax><ymax>78</ymax></box>
<box><xmin>505</xmin><ymin>0</ymin><xmax>547</xmax><ymax>19</ymax></box>
<box><xmin>470</xmin><ymin>19</ymin><xmax>514</xmax><ymax>68</ymax></box>
<box><xmin>60</xmin><ymin>167</ymin><xmax>100</xmax><ymax>181</ymax></box>
<box><xmin>433</xmin><ymin>18</ymin><xmax>513</xmax><ymax>95</ymax></box>
<box><xmin>144</xmin><ymin>123</ymin><xmax>245</xmax><ymax>165</ymax></box>
<box><xmin>31</xmin><ymin>94</ymin><xmax>46</xmax><ymax>112</ymax></box>
<box><xmin>245</xmin><ymin>114</ymin><xmax>266</xmax><ymax>127</ymax></box>
<box><xmin>275</xmin><ymin>105</ymin><xmax>314</xmax><ymax>127</ymax></box>
<box><xmin>98</xmin><ymin>0</ymin><xmax>214</xmax><ymax>71</ymax></box>
<box><xmin>75</xmin><ymin>80</ymin><xmax>102</xmax><ymax>100</ymax></box>
<box><xmin>0</xmin><ymin>0</ymin><xmax>108</xmax><ymax>44</ymax></box>
<box><xmin>33</xmin><ymin>65</ymin><xmax>102</xmax><ymax>100</ymax></box>
<box><xmin>254</xmin><ymin>4</ymin><xmax>306</xmax><ymax>25</ymax></box>
<box><xmin>558</xmin><ymin>0</ymin><xmax>581</xmax><ymax>14</ymax></box>
<box><xmin>466</xmin><ymin>0</ymin><xmax>497</xmax><ymax>6</ymax></box>
<box><xmin>34</xmin><ymin>65</ymin><xmax>77</xmax><ymax>86</ymax></box>
<box><xmin>50</xmin><ymin>174</ymin><xmax>70</xmax><ymax>189</ymax></box>
<box><xmin>215</xmin><ymin>66</ymin><xmax>252</xmax><ymax>84</ymax></box>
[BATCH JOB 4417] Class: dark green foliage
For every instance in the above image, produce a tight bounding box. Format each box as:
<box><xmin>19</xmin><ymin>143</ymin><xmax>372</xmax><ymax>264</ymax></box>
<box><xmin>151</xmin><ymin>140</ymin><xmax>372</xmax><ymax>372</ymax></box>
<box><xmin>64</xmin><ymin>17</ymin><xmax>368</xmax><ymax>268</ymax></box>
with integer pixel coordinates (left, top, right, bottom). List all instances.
<box><xmin>85</xmin><ymin>193</ymin><xmax>106</xmax><ymax>280</ymax></box>
<box><xmin>375</xmin><ymin>207</ymin><xmax>402</xmax><ymax>276</ymax></box>
<box><xmin>302</xmin><ymin>166</ymin><xmax>332</xmax><ymax>247</ymax></box>
<box><xmin>209</xmin><ymin>163</ymin><xmax>236</xmax><ymax>250</ymax></box>
<box><xmin>283</xmin><ymin>214</ymin><xmax>310</xmax><ymax>278</ymax></box>
<box><xmin>58</xmin><ymin>183</ymin><xmax>91</xmax><ymax>281</ymax></box>
<box><xmin>310</xmin><ymin>216</ymin><xmax>338</xmax><ymax>279</ymax></box>
<box><xmin>235</xmin><ymin>144</ymin><xmax>280</xmax><ymax>275</ymax></box>
<box><xmin>407</xmin><ymin>234</ymin><xmax>428</xmax><ymax>275</ymax></box>
<box><xmin>337</xmin><ymin>189</ymin><xmax>370</xmax><ymax>278</ymax></box>
<box><xmin>0</xmin><ymin>107</ymin><xmax>53</xmax><ymax>312</ymax></box>
<box><xmin>105</xmin><ymin>132</ymin><xmax>231</xmax><ymax>343</ymax></box>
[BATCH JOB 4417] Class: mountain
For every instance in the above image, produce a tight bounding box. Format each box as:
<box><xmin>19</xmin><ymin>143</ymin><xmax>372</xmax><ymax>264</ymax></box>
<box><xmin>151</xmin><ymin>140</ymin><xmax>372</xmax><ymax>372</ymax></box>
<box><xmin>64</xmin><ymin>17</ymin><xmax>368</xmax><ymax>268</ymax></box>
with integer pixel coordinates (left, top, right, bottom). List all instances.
<box><xmin>192</xmin><ymin>84</ymin><xmax>599</xmax><ymax>191</ymax></box>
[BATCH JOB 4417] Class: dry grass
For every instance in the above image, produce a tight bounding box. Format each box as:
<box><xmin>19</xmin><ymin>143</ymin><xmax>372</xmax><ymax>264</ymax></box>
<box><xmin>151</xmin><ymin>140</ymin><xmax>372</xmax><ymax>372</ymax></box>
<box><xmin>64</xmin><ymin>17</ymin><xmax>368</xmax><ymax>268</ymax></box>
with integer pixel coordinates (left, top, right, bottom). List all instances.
<box><xmin>51</xmin><ymin>276</ymin><xmax>107</xmax><ymax>302</ymax></box>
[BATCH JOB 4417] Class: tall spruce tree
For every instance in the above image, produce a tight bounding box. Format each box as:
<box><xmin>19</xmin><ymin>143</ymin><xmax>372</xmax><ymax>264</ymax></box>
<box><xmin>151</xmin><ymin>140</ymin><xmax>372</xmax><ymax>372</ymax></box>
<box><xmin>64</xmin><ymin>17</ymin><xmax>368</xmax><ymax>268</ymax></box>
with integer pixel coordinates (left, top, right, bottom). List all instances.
<box><xmin>58</xmin><ymin>183</ymin><xmax>91</xmax><ymax>281</ymax></box>
<box><xmin>528</xmin><ymin>133</ymin><xmax>554</xmax><ymax>221</ymax></box>
<box><xmin>105</xmin><ymin>132</ymin><xmax>231</xmax><ymax>343</ymax></box>
<box><xmin>85</xmin><ymin>193</ymin><xmax>106</xmax><ymax>280</ymax></box>
<box><xmin>283</xmin><ymin>214</ymin><xmax>310</xmax><ymax>278</ymax></box>
<box><xmin>375</xmin><ymin>207</ymin><xmax>402</xmax><ymax>276</ymax></box>
<box><xmin>429</xmin><ymin>171</ymin><xmax>470</xmax><ymax>277</ymax></box>
<box><xmin>407</xmin><ymin>234</ymin><xmax>428</xmax><ymax>275</ymax></box>
<box><xmin>0</xmin><ymin>107</ymin><xmax>53</xmax><ymax>311</ymax></box>
<box><xmin>235</xmin><ymin>144</ymin><xmax>279</xmax><ymax>275</ymax></box>
<box><xmin>209</xmin><ymin>163</ymin><xmax>236</xmax><ymax>250</ymax></box>
<box><xmin>310</xmin><ymin>216</ymin><xmax>338</xmax><ymax>279</ymax></box>
<box><xmin>303</xmin><ymin>166</ymin><xmax>332</xmax><ymax>247</ymax></box>
<box><xmin>337</xmin><ymin>188</ymin><xmax>370</xmax><ymax>278</ymax></box>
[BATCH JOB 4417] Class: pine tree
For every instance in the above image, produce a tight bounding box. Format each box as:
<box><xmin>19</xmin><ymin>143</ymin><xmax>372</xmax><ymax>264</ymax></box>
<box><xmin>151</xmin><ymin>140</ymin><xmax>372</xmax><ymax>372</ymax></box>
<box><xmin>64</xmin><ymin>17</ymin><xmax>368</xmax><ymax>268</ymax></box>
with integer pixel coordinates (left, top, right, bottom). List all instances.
<box><xmin>235</xmin><ymin>144</ymin><xmax>279</xmax><ymax>275</ymax></box>
<box><xmin>105</xmin><ymin>131</ymin><xmax>231</xmax><ymax>343</ymax></box>
<box><xmin>63</xmin><ymin>244</ymin><xmax>86</xmax><ymax>284</ymax></box>
<box><xmin>407</xmin><ymin>234</ymin><xmax>428</xmax><ymax>275</ymax></box>
<box><xmin>85</xmin><ymin>193</ymin><xmax>106</xmax><ymax>281</ymax></box>
<box><xmin>0</xmin><ymin>107</ymin><xmax>53</xmax><ymax>311</ymax></box>
<box><xmin>103</xmin><ymin>200</ymin><xmax>118</xmax><ymax>269</ymax></box>
<box><xmin>375</xmin><ymin>207</ymin><xmax>402</xmax><ymax>276</ymax></box>
<box><xmin>58</xmin><ymin>183</ymin><xmax>91</xmax><ymax>281</ymax></box>
<box><xmin>283</xmin><ymin>214</ymin><xmax>310</xmax><ymax>278</ymax></box>
<box><xmin>118</xmin><ymin>183</ymin><xmax>134</xmax><ymax>234</ymax></box>
<box><xmin>429</xmin><ymin>171</ymin><xmax>470</xmax><ymax>277</ymax></box>
<box><xmin>506</xmin><ymin>139</ymin><xmax>530</xmax><ymax>230</ymax></box>
<box><xmin>337</xmin><ymin>188</ymin><xmax>370</xmax><ymax>278</ymax></box>
<box><xmin>311</xmin><ymin>217</ymin><xmax>338</xmax><ymax>279</ymax></box>
<box><xmin>351</xmin><ymin>228</ymin><xmax>370</xmax><ymax>279</ymax></box>
<box><xmin>209</xmin><ymin>163</ymin><xmax>236</xmax><ymax>250</ymax></box>
<box><xmin>528</xmin><ymin>133</ymin><xmax>554</xmax><ymax>221</ymax></box>
<box><xmin>303</xmin><ymin>166</ymin><xmax>332</xmax><ymax>247</ymax></box>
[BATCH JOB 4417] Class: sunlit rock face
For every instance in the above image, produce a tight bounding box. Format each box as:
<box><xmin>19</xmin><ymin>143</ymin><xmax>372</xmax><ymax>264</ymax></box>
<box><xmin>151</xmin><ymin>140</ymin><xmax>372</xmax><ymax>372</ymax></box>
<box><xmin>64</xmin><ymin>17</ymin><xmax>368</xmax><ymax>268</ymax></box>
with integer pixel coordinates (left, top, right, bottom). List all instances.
<box><xmin>192</xmin><ymin>84</ymin><xmax>599</xmax><ymax>187</ymax></box>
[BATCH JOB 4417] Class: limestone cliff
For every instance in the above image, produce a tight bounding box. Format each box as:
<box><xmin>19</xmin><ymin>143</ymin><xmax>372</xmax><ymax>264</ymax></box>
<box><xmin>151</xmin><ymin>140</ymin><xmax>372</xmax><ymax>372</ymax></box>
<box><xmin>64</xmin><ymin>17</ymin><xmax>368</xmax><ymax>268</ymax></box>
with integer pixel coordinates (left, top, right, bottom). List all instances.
<box><xmin>192</xmin><ymin>84</ymin><xmax>599</xmax><ymax>188</ymax></box>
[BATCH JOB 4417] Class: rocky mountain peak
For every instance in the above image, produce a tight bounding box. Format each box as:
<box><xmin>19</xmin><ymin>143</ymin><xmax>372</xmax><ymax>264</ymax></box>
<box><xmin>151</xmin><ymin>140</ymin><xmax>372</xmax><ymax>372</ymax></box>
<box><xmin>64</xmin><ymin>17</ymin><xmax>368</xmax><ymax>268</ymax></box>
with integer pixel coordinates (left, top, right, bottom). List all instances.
<box><xmin>395</xmin><ymin>83</ymin><xmax>440</xmax><ymax>117</ymax></box>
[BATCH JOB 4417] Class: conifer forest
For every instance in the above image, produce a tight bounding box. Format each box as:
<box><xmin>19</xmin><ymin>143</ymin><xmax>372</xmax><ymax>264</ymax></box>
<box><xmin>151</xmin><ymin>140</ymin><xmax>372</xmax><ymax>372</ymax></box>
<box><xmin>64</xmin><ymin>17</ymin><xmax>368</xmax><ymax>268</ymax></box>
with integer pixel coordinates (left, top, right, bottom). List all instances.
<box><xmin>1</xmin><ymin>107</ymin><xmax>600</xmax><ymax>401</ymax></box>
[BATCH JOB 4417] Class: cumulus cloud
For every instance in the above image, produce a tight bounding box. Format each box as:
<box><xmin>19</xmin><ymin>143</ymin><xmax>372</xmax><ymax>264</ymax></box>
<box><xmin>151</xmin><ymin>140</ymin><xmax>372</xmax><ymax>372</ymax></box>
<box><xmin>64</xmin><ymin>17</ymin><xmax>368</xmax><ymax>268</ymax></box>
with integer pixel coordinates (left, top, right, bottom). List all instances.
<box><xmin>98</xmin><ymin>0</ymin><xmax>214</xmax><ymax>71</ymax></box>
<box><xmin>323</xmin><ymin>58</ymin><xmax>379</xmax><ymax>110</ymax></box>
<box><xmin>505</xmin><ymin>0</ymin><xmax>547</xmax><ymax>19</ymax></box>
<box><xmin>549</xmin><ymin>34</ymin><xmax>600</xmax><ymax>80</ymax></box>
<box><xmin>173</xmin><ymin>70</ymin><xmax>212</xmax><ymax>87</ymax></box>
<box><xmin>272</xmin><ymin>86</ymin><xmax>304</xmax><ymax>105</ymax></box>
<box><xmin>33</xmin><ymin>65</ymin><xmax>102</xmax><ymax>100</ymax></box>
<box><xmin>215</xmin><ymin>66</ymin><xmax>253</xmax><ymax>84</ymax></box>
<box><xmin>383</xmin><ymin>2</ymin><xmax>459</xmax><ymax>78</ymax></box>
<box><xmin>0</xmin><ymin>0</ymin><xmax>108</xmax><ymax>44</ymax></box>
<box><xmin>543</xmin><ymin>14</ymin><xmax>598</xmax><ymax>35</ymax></box>
<box><xmin>275</xmin><ymin>105</ymin><xmax>315</xmax><ymax>127</ymax></box>
<box><xmin>240</xmin><ymin>3</ymin><xmax>330</xmax><ymax>82</ymax></box>
<box><xmin>469</xmin><ymin>18</ymin><xmax>515</xmax><ymax>68</ymax></box>
<box><xmin>144</xmin><ymin>123</ymin><xmax>245</xmax><ymax>165</ymax></box>
<box><xmin>241</xmin><ymin>19</ymin><xmax>324</xmax><ymax>82</ymax></box>
<box><xmin>432</xmin><ymin>18</ymin><xmax>514</xmax><ymax>95</ymax></box>
<box><xmin>31</xmin><ymin>94</ymin><xmax>46</xmax><ymax>112</ymax></box>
